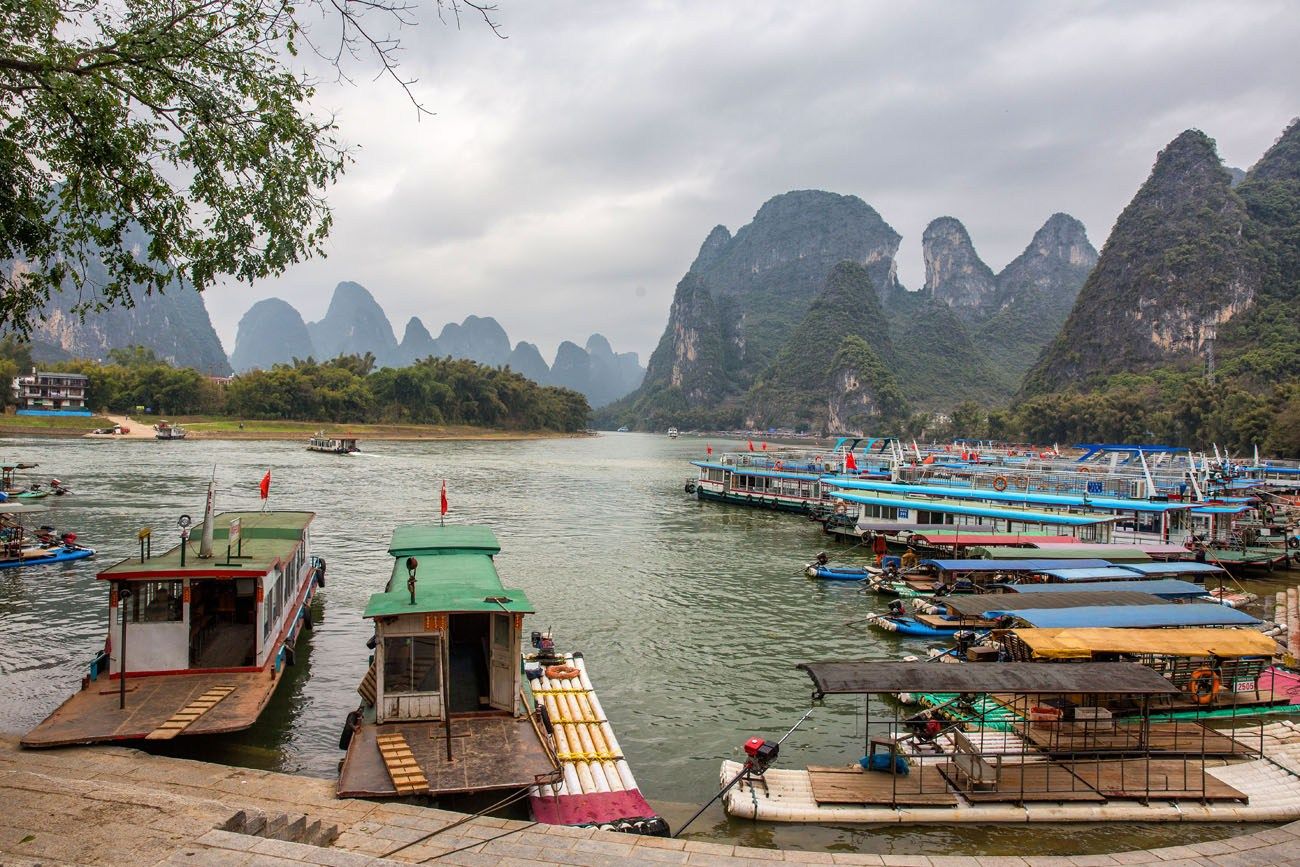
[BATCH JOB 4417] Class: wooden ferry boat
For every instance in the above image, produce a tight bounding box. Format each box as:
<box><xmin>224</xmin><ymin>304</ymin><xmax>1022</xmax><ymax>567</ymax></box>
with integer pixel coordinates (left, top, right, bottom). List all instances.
<box><xmin>153</xmin><ymin>421</ymin><xmax>188</xmax><ymax>440</ymax></box>
<box><xmin>721</xmin><ymin>661</ymin><xmax>1300</xmax><ymax>825</ymax></box>
<box><xmin>0</xmin><ymin>502</ymin><xmax>95</xmax><ymax>569</ymax></box>
<box><xmin>307</xmin><ymin>432</ymin><xmax>360</xmax><ymax>454</ymax></box>
<box><xmin>336</xmin><ymin>524</ymin><xmax>666</xmax><ymax>834</ymax></box>
<box><xmin>23</xmin><ymin>506</ymin><xmax>323</xmax><ymax>747</ymax></box>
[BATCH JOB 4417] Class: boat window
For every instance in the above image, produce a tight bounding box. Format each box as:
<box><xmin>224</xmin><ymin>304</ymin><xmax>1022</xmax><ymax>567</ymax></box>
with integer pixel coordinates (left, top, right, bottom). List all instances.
<box><xmin>121</xmin><ymin>580</ymin><xmax>183</xmax><ymax>623</ymax></box>
<box><xmin>383</xmin><ymin>636</ymin><xmax>441</xmax><ymax>694</ymax></box>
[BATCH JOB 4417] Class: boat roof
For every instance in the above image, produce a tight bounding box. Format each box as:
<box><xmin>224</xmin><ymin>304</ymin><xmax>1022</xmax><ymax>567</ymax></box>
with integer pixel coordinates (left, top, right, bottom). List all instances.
<box><xmin>364</xmin><ymin>554</ymin><xmax>532</xmax><ymax>618</ymax></box>
<box><xmin>796</xmin><ymin>661</ymin><xmax>1180</xmax><ymax>696</ymax></box>
<box><xmin>1192</xmin><ymin>505</ymin><xmax>1250</xmax><ymax>515</ymax></box>
<box><xmin>388</xmin><ymin>524</ymin><xmax>501</xmax><ymax>556</ymax></box>
<box><xmin>1006</xmin><ymin>628</ymin><xmax>1279</xmax><ymax>660</ymax></box>
<box><xmin>833</xmin><ymin>491</ymin><xmax>1116</xmax><ymax>527</ymax></box>
<box><xmin>1001</xmin><ymin>579</ymin><xmax>1207</xmax><ymax>599</ymax></box>
<box><xmin>827</xmin><ymin>480</ymin><xmax>1196</xmax><ymax>513</ymax></box>
<box><xmin>689</xmin><ymin>460</ymin><xmax>823</xmax><ymax>482</ymax></box>
<box><xmin>919</xmin><ymin>558</ymin><xmax>1113</xmax><ymax>572</ymax></box>
<box><xmin>1010</xmin><ymin>603</ymin><xmax>1260</xmax><ymax>629</ymax></box>
<box><xmin>1037</xmin><ymin>566</ymin><xmax>1151</xmax><ymax>581</ymax></box>
<box><xmin>98</xmin><ymin>511</ymin><xmax>314</xmax><ymax>580</ymax></box>
<box><xmin>910</xmin><ymin>532</ymin><xmax>1076</xmax><ymax>545</ymax></box>
<box><xmin>1122</xmin><ymin>562</ymin><xmax>1227</xmax><ymax>577</ymax></box>
<box><xmin>943</xmin><ymin>590</ymin><xmax>1168</xmax><ymax>617</ymax></box>
<box><xmin>979</xmin><ymin>545</ymin><xmax>1152</xmax><ymax>561</ymax></box>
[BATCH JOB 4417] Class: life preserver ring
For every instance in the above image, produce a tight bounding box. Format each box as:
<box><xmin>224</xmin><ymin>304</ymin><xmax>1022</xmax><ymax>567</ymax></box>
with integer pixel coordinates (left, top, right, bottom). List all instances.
<box><xmin>545</xmin><ymin>664</ymin><xmax>581</xmax><ymax>680</ymax></box>
<box><xmin>775</xmin><ymin>460</ymin><xmax>784</xmax><ymax>471</ymax></box>
<box><xmin>1288</xmin><ymin>536</ymin><xmax>1300</xmax><ymax>549</ymax></box>
<box><xmin>1015</xmin><ymin>476</ymin><xmax>1029</xmax><ymax>489</ymax></box>
<box><xmin>1188</xmin><ymin>669</ymin><xmax>1221</xmax><ymax>705</ymax></box>
<box><xmin>1078</xmin><ymin>466</ymin><xmax>1091</xmax><ymax>474</ymax></box>
<box><xmin>992</xmin><ymin>475</ymin><xmax>1008</xmax><ymax>492</ymax></box>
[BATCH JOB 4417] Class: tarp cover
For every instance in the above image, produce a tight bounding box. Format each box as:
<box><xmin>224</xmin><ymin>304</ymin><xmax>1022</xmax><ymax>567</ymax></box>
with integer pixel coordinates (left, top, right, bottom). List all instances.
<box><xmin>1039</xmin><ymin>566</ymin><xmax>1149</xmax><ymax>581</ymax></box>
<box><xmin>1011</xmin><ymin>603</ymin><xmax>1260</xmax><ymax>629</ymax></box>
<box><xmin>1122</xmin><ymin>562</ymin><xmax>1228</xmax><ymax>577</ymax></box>
<box><xmin>1000</xmin><ymin>579</ymin><xmax>1207</xmax><ymax>599</ymax></box>
<box><xmin>942</xmin><ymin>590</ymin><xmax>1167</xmax><ymax>616</ymax></box>
<box><xmin>796</xmin><ymin>661</ymin><xmax>1181</xmax><ymax>696</ymax></box>
<box><xmin>1007</xmin><ymin>628</ymin><xmax>1279</xmax><ymax>660</ymax></box>
<box><xmin>919</xmin><ymin>558</ymin><xmax>1113</xmax><ymax>572</ymax></box>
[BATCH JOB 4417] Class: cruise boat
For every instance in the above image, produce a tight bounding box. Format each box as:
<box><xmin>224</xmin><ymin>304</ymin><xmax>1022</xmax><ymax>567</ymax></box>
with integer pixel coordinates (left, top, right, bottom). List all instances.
<box><xmin>153</xmin><ymin>421</ymin><xmax>187</xmax><ymax>440</ymax></box>
<box><xmin>666</xmin><ymin>427</ymin><xmax>679</xmax><ymax>438</ymax></box>
<box><xmin>23</xmin><ymin>502</ymin><xmax>323</xmax><ymax>747</ymax></box>
<box><xmin>336</xmin><ymin>523</ymin><xmax>667</xmax><ymax>834</ymax></box>
<box><xmin>307</xmin><ymin>432</ymin><xmax>360</xmax><ymax>454</ymax></box>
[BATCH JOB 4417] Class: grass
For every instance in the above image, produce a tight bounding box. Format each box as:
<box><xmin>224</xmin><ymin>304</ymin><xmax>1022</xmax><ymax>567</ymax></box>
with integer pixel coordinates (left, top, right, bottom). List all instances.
<box><xmin>0</xmin><ymin>413</ymin><xmax>112</xmax><ymax>434</ymax></box>
<box><xmin>164</xmin><ymin>416</ymin><xmax>579</xmax><ymax>440</ymax></box>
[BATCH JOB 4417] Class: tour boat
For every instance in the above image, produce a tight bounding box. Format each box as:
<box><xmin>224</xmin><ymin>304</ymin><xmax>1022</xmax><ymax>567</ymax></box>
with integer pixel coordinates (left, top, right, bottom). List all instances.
<box><xmin>666</xmin><ymin>427</ymin><xmax>679</xmax><ymax>438</ymax></box>
<box><xmin>24</xmin><ymin>497</ymin><xmax>323</xmax><ymax>748</ymax></box>
<box><xmin>307</xmin><ymin>432</ymin><xmax>360</xmax><ymax>454</ymax></box>
<box><xmin>153</xmin><ymin>421</ymin><xmax>188</xmax><ymax>440</ymax></box>
<box><xmin>336</xmin><ymin>523</ymin><xmax>667</xmax><ymax>834</ymax></box>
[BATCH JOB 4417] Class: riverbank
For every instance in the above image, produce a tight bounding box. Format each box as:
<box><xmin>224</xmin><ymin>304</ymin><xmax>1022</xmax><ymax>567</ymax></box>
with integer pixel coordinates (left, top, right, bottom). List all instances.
<box><xmin>2</xmin><ymin>735</ymin><xmax>1293</xmax><ymax>866</ymax></box>
<box><xmin>0</xmin><ymin>412</ymin><xmax>587</xmax><ymax>442</ymax></box>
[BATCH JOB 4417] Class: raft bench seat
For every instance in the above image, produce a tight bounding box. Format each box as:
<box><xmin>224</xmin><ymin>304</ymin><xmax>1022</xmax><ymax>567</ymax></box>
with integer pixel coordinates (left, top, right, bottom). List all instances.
<box><xmin>950</xmin><ymin>729</ymin><xmax>997</xmax><ymax>790</ymax></box>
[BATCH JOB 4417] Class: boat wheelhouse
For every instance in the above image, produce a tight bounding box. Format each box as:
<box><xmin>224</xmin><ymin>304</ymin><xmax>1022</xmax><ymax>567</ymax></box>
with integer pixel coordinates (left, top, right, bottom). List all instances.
<box><xmin>23</xmin><ymin>510</ymin><xmax>322</xmax><ymax>747</ymax></box>
<box><xmin>307</xmin><ymin>432</ymin><xmax>360</xmax><ymax>454</ymax></box>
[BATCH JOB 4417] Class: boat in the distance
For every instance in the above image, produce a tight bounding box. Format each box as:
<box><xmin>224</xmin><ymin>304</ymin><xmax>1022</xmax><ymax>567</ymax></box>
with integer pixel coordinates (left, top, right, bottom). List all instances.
<box><xmin>336</xmin><ymin>523</ymin><xmax>666</xmax><ymax>834</ymax></box>
<box><xmin>307</xmin><ymin>432</ymin><xmax>360</xmax><ymax>454</ymax></box>
<box><xmin>23</xmin><ymin>497</ymin><xmax>323</xmax><ymax>748</ymax></box>
<box><xmin>153</xmin><ymin>421</ymin><xmax>187</xmax><ymax>440</ymax></box>
<box><xmin>667</xmin><ymin>427</ymin><xmax>679</xmax><ymax>438</ymax></box>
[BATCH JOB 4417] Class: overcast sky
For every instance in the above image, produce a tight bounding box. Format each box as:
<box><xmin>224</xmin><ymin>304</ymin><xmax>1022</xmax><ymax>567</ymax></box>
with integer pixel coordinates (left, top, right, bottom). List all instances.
<box><xmin>210</xmin><ymin>0</ymin><xmax>1300</xmax><ymax>365</ymax></box>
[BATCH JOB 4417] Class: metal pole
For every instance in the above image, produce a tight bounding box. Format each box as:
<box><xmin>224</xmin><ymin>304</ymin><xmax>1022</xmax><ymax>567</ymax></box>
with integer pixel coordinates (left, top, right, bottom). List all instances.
<box><xmin>118</xmin><ymin>586</ymin><xmax>131</xmax><ymax>709</ymax></box>
<box><xmin>443</xmin><ymin>627</ymin><xmax>453</xmax><ymax>762</ymax></box>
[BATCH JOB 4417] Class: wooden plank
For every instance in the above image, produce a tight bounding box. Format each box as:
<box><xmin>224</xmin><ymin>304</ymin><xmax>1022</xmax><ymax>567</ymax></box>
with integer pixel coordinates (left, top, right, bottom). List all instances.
<box><xmin>937</xmin><ymin>761</ymin><xmax>1105</xmax><ymax>803</ymax></box>
<box><xmin>1061</xmin><ymin>759</ymin><xmax>1248</xmax><ymax>802</ymax></box>
<box><xmin>808</xmin><ymin>764</ymin><xmax>957</xmax><ymax>806</ymax></box>
<box><xmin>144</xmin><ymin>684</ymin><xmax>237</xmax><ymax>740</ymax></box>
<box><xmin>375</xmin><ymin>731</ymin><xmax>429</xmax><ymax>795</ymax></box>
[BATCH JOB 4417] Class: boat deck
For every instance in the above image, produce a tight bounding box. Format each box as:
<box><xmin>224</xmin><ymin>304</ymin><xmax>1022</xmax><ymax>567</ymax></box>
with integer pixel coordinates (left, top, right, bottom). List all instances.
<box><xmin>21</xmin><ymin>667</ymin><xmax>282</xmax><ymax>747</ymax></box>
<box><xmin>807</xmin><ymin>764</ymin><xmax>957</xmax><ymax>805</ymax></box>
<box><xmin>337</xmin><ymin>716</ymin><xmax>560</xmax><ymax>798</ymax></box>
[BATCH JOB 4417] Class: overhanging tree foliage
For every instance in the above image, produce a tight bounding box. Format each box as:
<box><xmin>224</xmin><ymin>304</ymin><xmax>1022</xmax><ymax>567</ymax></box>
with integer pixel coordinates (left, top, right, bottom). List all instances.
<box><xmin>0</xmin><ymin>0</ymin><xmax>499</xmax><ymax>333</ymax></box>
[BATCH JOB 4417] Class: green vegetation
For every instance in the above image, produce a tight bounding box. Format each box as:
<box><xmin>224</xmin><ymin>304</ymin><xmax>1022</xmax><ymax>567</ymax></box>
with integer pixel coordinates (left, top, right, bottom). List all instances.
<box><xmin>1</xmin><ymin>343</ymin><xmax>589</xmax><ymax>433</ymax></box>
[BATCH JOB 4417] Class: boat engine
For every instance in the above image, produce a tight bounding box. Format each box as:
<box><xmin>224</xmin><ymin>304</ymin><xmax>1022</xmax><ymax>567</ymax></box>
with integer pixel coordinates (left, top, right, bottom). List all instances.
<box><xmin>742</xmin><ymin>736</ymin><xmax>780</xmax><ymax>775</ymax></box>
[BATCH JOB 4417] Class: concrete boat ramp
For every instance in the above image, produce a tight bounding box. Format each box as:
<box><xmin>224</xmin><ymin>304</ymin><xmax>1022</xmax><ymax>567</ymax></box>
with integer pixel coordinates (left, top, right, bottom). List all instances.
<box><xmin>4</xmin><ymin>735</ymin><xmax>1300</xmax><ymax>866</ymax></box>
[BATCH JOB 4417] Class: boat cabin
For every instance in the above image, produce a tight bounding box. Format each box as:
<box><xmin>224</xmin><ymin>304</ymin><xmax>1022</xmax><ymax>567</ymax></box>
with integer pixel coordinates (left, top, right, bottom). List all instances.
<box><xmin>308</xmin><ymin>433</ymin><xmax>359</xmax><ymax>454</ymax></box>
<box><xmin>363</xmin><ymin>525</ymin><xmax>530</xmax><ymax>723</ymax></box>
<box><xmin>100</xmin><ymin>511</ymin><xmax>316</xmax><ymax>675</ymax></box>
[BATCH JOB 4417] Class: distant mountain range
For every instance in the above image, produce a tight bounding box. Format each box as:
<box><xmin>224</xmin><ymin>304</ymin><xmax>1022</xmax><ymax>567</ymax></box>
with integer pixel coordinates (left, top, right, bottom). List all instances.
<box><xmin>602</xmin><ymin>190</ymin><xmax>1097</xmax><ymax>431</ymax></box>
<box><xmin>230</xmin><ymin>283</ymin><xmax>645</xmax><ymax>408</ymax></box>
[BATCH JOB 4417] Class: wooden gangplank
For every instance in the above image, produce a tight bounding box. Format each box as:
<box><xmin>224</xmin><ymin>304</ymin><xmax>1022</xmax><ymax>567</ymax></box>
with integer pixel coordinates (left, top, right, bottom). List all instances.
<box><xmin>375</xmin><ymin>732</ymin><xmax>429</xmax><ymax>795</ymax></box>
<box><xmin>144</xmin><ymin>685</ymin><xmax>235</xmax><ymax>740</ymax></box>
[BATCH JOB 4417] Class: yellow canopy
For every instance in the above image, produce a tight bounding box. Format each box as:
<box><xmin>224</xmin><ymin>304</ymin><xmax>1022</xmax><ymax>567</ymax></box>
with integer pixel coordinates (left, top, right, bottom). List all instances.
<box><xmin>1009</xmin><ymin>628</ymin><xmax>1279</xmax><ymax>660</ymax></box>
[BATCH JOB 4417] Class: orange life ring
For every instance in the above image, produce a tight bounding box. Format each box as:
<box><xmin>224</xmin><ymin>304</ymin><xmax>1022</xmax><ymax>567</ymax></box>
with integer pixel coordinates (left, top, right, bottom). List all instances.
<box><xmin>545</xmin><ymin>664</ymin><xmax>581</xmax><ymax>680</ymax></box>
<box><xmin>1188</xmin><ymin>668</ymin><xmax>1221</xmax><ymax>705</ymax></box>
<box><xmin>1078</xmin><ymin>466</ymin><xmax>1091</xmax><ymax>474</ymax></box>
<box><xmin>775</xmin><ymin>460</ymin><xmax>784</xmax><ymax>471</ymax></box>
<box><xmin>992</xmin><ymin>475</ymin><xmax>1008</xmax><ymax>492</ymax></box>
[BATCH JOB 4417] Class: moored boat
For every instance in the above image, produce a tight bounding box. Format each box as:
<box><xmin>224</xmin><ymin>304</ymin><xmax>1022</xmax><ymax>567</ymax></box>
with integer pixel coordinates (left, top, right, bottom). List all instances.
<box><xmin>335</xmin><ymin>524</ymin><xmax>666</xmax><ymax>833</ymax></box>
<box><xmin>153</xmin><ymin>421</ymin><xmax>187</xmax><ymax>440</ymax></box>
<box><xmin>23</xmin><ymin>501</ymin><xmax>323</xmax><ymax>747</ymax></box>
<box><xmin>0</xmin><ymin>502</ymin><xmax>95</xmax><ymax>569</ymax></box>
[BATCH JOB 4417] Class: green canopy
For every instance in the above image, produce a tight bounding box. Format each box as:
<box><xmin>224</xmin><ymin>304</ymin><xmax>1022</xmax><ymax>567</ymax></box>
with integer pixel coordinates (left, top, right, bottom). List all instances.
<box><xmin>363</xmin><ymin>554</ymin><xmax>532</xmax><ymax>618</ymax></box>
<box><xmin>387</xmin><ymin>524</ymin><xmax>501</xmax><ymax>557</ymax></box>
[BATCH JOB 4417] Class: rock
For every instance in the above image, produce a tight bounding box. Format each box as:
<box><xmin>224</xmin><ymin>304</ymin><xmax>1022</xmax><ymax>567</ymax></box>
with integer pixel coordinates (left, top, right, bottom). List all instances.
<box><xmin>306</xmin><ymin>281</ymin><xmax>398</xmax><ymax>364</ymax></box>
<box><xmin>230</xmin><ymin>298</ymin><xmax>315</xmax><ymax>372</ymax></box>
<box><xmin>923</xmin><ymin>217</ymin><xmax>998</xmax><ymax>317</ymax></box>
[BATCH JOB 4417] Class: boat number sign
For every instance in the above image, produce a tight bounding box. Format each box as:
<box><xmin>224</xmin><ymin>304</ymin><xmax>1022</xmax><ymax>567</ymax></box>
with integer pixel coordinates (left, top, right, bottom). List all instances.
<box><xmin>229</xmin><ymin>517</ymin><xmax>241</xmax><ymax>546</ymax></box>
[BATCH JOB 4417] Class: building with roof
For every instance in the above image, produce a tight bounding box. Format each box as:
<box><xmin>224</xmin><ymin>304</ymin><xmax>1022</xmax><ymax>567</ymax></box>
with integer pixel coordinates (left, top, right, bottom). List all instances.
<box><xmin>13</xmin><ymin>369</ymin><xmax>91</xmax><ymax>416</ymax></box>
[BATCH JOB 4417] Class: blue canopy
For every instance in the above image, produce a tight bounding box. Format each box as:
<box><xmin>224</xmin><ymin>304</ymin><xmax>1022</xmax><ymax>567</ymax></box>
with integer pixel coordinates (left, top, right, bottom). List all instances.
<box><xmin>1000</xmin><ymin>579</ymin><xmax>1208</xmax><ymax>599</ymax></box>
<box><xmin>832</xmin><ymin>491</ymin><xmax>1115</xmax><ymax>527</ymax></box>
<box><xmin>920</xmin><ymin>558</ymin><xmax>1113</xmax><ymax>573</ymax></box>
<box><xmin>827</xmin><ymin>479</ymin><xmax>1194</xmax><ymax>513</ymax></box>
<box><xmin>1121</xmin><ymin>562</ymin><xmax>1226</xmax><ymax>577</ymax></box>
<box><xmin>1191</xmin><ymin>505</ymin><xmax>1249</xmax><ymax>515</ymax></box>
<box><xmin>1038</xmin><ymin>566</ymin><xmax>1145</xmax><ymax>582</ymax></box>
<box><xmin>1011</xmin><ymin>604</ymin><xmax>1259</xmax><ymax>629</ymax></box>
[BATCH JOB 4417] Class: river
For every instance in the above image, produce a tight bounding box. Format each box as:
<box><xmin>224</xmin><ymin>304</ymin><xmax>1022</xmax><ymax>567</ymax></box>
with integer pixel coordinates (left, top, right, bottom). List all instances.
<box><xmin>0</xmin><ymin>432</ymin><xmax>1266</xmax><ymax>856</ymax></box>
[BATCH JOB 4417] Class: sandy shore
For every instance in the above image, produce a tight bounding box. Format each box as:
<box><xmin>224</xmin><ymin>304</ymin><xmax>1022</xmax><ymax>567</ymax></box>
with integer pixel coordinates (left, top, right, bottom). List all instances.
<box><xmin>69</xmin><ymin>414</ymin><xmax>588</xmax><ymax>443</ymax></box>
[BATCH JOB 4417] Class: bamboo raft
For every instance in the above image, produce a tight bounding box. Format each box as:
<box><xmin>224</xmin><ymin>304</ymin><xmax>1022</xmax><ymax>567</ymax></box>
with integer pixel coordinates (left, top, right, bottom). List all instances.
<box><xmin>527</xmin><ymin>653</ymin><xmax>668</xmax><ymax>835</ymax></box>
<box><xmin>721</xmin><ymin>720</ymin><xmax>1300</xmax><ymax>824</ymax></box>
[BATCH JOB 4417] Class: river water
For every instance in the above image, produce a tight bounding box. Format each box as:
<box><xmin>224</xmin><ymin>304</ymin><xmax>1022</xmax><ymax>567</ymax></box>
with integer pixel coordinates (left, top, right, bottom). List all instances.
<box><xmin>0</xmin><ymin>433</ymin><xmax>1264</xmax><ymax>856</ymax></box>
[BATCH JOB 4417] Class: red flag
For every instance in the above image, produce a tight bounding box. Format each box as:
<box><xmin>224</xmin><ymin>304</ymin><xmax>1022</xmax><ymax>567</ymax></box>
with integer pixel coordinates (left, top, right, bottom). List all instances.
<box><xmin>845</xmin><ymin>452</ymin><xmax>858</xmax><ymax>471</ymax></box>
<box><xmin>440</xmin><ymin>479</ymin><xmax>448</xmax><ymax>516</ymax></box>
<box><xmin>259</xmin><ymin>470</ymin><xmax>271</xmax><ymax>500</ymax></box>
<box><xmin>761</xmin><ymin>442</ymin><xmax>768</xmax><ymax>451</ymax></box>
<box><xmin>706</xmin><ymin>444</ymin><xmax>712</xmax><ymax>455</ymax></box>
<box><xmin>747</xmin><ymin>440</ymin><xmax>755</xmax><ymax>452</ymax></box>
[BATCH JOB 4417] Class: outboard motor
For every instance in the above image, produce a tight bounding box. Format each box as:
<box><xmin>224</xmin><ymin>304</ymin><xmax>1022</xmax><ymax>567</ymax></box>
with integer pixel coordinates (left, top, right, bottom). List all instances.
<box><xmin>814</xmin><ymin>551</ymin><xmax>829</xmax><ymax>566</ymax></box>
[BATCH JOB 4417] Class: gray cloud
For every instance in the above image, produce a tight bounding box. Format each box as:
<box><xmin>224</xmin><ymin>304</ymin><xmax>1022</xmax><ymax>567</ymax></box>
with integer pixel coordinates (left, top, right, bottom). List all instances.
<box><xmin>211</xmin><ymin>0</ymin><xmax>1300</xmax><ymax>365</ymax></box>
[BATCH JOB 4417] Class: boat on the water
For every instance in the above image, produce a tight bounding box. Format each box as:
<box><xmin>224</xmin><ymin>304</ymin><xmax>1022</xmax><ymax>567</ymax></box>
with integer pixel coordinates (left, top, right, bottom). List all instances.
<box><xmin>666</xmin><ymin>427</ymin><xmax>679</xmax><ymax>438</ymax></box>
<box><xmin>23</xmin><ymin>502</ymin><xmax>323</xmax><ymax>747</ymax></box>
<box><xmin>336</xmin><ymin>523</ymin><xmax>667</xmax><ymax>834</ymax></box>
<box><xmin>721</xmin><ymin>660</ymin><xmax>1300</xmax><ymax>825</ymax></box>
<box><xmin>307</xmin><ymin>432</ymin><xmax>359</xmax><ymax>454</ymax></box>
<box><xmin>153</xmin><ymin>421</ymin><xmax>187</xmax><ymax>440</ymax></box>
<box><xmin>0</xmin><ymin>502</ymin><xmax>95</xmax><ymax>569</ymax></box>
